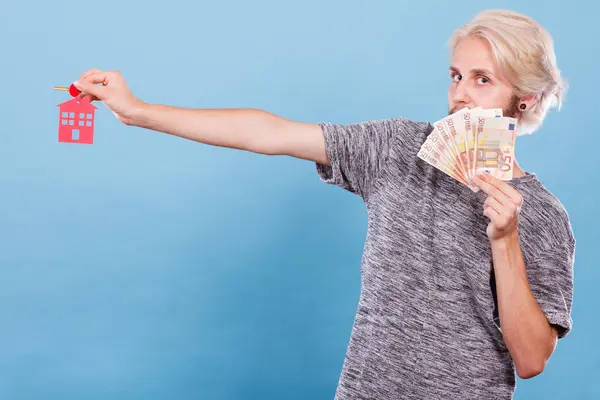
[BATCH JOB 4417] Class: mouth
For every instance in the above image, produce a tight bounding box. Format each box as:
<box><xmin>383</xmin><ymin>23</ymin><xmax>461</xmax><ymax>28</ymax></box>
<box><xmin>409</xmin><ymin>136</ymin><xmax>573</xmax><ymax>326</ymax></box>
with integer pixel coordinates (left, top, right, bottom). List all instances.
<box><xmin>449</xmin><ymin>105</ymin><xmax>464</xmax><ymax>114</ymax></box>
<box><xmin>450</xmin><ymin>104</ymin><xmax>473</xmax><ymax>114</ymax></box>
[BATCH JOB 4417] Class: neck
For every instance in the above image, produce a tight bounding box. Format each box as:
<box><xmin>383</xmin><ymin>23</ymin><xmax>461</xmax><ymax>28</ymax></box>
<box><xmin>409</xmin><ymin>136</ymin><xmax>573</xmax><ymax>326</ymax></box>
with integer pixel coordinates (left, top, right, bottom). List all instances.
<box><xmin>512</xmin><ymin>159</ymin><xmax>526</xmax><ymax>178</ymax></box>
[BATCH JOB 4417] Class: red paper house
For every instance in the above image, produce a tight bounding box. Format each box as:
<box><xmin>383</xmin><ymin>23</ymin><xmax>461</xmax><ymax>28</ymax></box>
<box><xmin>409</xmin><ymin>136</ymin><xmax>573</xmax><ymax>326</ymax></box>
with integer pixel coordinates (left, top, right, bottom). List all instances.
<box><xmin>57</xmin><ymin>96</ymin><xmax>98</xmax><ymax>144</ymax></box>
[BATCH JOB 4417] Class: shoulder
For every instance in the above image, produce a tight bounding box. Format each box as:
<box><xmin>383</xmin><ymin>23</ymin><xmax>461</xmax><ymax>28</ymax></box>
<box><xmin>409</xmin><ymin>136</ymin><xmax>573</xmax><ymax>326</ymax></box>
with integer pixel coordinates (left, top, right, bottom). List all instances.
<box><xmin>317</xmin><ymin>116</ymin><xmax>431</xmax><ymax>146</ymax></box>
<box><xmin>518</xmin><ymin>177</ymin><xmax>575</xmax><ymax>253</ymax></box>
<box><xmin>388</xmin><ymin>117</ymin><xmax>433</xmax><ymax>140</ymax></box>
<box><xmin>325</xmin><ymin>116</ymin><xmax>431</xmax><ymax>135</ymax></box>
<box><xmin>374</xmin><ymin>117</ymin><xmax>432</xmax><ymax>156</ymax></box>
<box><xmin>319</xmin><ymin>116</ymin><xmax>433</xmax><ymax>159</ymax></box>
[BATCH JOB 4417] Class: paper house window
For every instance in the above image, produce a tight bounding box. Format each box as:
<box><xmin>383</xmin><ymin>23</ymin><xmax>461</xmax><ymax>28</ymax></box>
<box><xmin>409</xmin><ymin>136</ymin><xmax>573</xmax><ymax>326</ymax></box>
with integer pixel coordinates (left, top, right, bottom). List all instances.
<box><xmin>56</xmin><ymin>97</ymin><xmax>98</xmax><ymax>144</ymax></box>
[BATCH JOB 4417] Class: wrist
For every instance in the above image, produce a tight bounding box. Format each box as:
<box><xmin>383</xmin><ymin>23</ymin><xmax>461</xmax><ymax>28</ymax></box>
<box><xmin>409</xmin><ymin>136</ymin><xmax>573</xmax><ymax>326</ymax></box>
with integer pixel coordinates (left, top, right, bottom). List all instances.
<box><xmin>124</xmin><ymin>99</ymin><xmax>150</xmax><ymax>126</ymax></box>
<box><xmin>490</xmin><ymin>230</ymin><xmax>519</xmax><ymax>252</ymax></box>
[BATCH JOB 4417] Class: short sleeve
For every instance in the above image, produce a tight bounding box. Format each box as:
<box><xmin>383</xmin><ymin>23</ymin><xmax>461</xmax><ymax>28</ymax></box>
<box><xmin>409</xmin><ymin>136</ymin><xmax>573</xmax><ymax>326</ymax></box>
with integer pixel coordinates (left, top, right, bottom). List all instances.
<box><xmin>315</xmin><ymin>117</ymin><xmax>424</xmax><ymax>200</ymax></box>
<box><xmin>526</xmin><ymin>242</ymin><xmax>575</xmax><ymax>339</ymax></box>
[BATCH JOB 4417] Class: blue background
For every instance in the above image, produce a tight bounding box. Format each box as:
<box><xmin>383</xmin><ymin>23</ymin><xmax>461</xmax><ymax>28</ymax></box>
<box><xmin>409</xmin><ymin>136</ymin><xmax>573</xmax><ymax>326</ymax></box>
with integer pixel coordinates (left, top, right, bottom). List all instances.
<box><xmin>1</xmin><ymin>0</ymin><xmax>597</xmax><ymax>398</ymax></box>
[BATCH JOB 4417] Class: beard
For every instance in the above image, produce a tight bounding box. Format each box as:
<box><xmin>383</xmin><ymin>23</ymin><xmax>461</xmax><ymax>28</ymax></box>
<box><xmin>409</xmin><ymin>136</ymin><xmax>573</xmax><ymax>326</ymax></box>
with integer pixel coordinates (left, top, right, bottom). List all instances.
<box><xmin>503</xmin><ymin>95</ymin><xmax>520</xmax><ymax>118</ymax></box>
<box><xmin>448</xmin><ymin>104</ymin><xmax>465</xmax><ymax>115</ymax></box>
<box><xmin>448</xmin><ymin>95</ymin><xmax>521</xmax><ymax>117</ymax></box>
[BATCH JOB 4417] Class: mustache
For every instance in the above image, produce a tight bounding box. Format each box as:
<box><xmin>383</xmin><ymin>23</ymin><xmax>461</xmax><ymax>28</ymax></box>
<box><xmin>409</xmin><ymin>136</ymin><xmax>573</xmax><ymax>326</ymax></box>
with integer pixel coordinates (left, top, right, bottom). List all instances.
<box><xmin>449</xmin><ymin>104</ymin><xmax>468</xmax><ymax>114</ymax></box>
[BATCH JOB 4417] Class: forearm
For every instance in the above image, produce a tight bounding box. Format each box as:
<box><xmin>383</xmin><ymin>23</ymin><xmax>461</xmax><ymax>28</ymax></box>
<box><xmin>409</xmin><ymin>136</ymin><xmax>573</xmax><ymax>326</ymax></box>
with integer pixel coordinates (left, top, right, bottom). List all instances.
<box><xmin>128</xmin><ymin>103</ymin><xmax>287</xmax><ymax>154</ymax></box>
<box><xmin>491</xmin><ymin>233</ymin><xmax>555</xmax><ymax>379</ymax></box>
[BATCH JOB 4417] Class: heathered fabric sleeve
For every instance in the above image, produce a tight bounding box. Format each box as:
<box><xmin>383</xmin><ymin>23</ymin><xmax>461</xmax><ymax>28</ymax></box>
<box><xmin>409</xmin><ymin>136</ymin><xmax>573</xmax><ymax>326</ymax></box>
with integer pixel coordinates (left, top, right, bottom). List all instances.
<box><xmin>315</xmin><ymin>118</ymin><xmax>412</xmax><ymax>199</ymax></box>
<box><xmin>526</xmin><ymin>240</ymin><xmax>575</xmax><ymax>339</ymax></box>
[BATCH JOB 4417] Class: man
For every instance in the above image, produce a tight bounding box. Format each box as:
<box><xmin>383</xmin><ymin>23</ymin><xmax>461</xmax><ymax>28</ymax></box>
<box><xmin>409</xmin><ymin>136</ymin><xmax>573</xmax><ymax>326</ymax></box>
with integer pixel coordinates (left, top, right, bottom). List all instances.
<box><xmin>73</xmin><ymin>8</ymin><xmax>574</xmax><ymax>400</ymax></box>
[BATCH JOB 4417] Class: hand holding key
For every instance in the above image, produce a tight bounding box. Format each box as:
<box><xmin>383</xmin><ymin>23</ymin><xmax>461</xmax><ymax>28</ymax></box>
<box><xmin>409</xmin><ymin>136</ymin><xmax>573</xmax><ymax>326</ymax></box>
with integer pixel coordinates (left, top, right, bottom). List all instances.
<box><xmin>69</xmin><ymin>69</ymin><xmax>145</xmax><ymax>125</ymax></box>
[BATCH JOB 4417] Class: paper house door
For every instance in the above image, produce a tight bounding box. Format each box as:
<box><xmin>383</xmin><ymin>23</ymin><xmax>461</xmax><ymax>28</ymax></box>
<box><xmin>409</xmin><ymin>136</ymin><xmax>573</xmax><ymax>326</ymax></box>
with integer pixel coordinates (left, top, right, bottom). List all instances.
<box><xmin>57</xmin><ymin>96</ymin><xmax>98</xmax><ymax>144</ymax></box>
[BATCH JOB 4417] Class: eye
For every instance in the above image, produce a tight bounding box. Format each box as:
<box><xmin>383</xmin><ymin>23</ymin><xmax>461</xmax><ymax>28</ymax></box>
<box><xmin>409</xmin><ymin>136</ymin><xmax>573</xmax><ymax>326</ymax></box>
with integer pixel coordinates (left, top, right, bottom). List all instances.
<box><xmin>451</xmin><ymin>73</ymin><xmax>462</xmax><ymax>82</ymax></box>
<box><xmin>476</xmin><ymin>76</ymin><xmax>491</xmax><ymax>85</ymax></box>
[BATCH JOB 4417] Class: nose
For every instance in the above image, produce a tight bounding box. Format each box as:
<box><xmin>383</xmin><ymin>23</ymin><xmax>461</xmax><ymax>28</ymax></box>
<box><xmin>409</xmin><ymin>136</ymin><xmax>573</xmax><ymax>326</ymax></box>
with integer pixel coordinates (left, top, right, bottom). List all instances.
<box><xmin>452</xmin><ymin>81</ymin><xmax>471</xmax><ymax>105</ymax></box>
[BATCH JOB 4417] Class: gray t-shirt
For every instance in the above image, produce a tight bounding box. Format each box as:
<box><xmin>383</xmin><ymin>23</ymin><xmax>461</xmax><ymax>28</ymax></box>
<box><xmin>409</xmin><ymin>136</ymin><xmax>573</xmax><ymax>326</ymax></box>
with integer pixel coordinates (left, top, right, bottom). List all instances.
<box><xmin>315</xmin><ymin>117</ymin><xmax>575</xmax><ymax>400</ymax></box>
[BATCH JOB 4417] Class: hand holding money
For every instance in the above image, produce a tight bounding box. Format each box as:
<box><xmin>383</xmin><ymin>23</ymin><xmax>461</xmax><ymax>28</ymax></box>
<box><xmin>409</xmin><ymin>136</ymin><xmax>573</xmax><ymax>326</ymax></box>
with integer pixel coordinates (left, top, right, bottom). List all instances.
<box><xmin>472</xmin><ymin>170</ymin><xmax>523</xmax><ymax>242</ymax></box>
<box><xmin>417</xmin><ymin>106</ymin><xmax>518</xmax><ymax>192</ymax></box>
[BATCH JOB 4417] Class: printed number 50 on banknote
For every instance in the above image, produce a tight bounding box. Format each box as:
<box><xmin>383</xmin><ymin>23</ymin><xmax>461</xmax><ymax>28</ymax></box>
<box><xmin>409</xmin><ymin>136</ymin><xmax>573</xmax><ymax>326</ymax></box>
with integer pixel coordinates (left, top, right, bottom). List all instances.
<box><xmin>474</xmin><ymin>117</ymin><xmax>518</xmax><ymax>180</ymax></box>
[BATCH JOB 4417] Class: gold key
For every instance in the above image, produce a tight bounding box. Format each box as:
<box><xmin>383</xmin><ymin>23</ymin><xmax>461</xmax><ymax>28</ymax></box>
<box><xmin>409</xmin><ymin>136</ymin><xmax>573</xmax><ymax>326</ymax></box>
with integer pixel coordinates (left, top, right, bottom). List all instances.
<box><xmin>54</xmin><ymin>84</ymin><xmax>81</xmax><ymax>97</ymax></box>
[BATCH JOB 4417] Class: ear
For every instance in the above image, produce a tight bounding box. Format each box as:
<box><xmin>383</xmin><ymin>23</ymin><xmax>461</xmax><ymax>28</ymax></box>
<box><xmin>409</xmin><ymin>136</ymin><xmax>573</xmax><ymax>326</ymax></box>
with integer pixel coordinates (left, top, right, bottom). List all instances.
<box><xmin>519</xmin><ymin>94</ymin><xmax>539</xmax><ymax>110</ymax></box>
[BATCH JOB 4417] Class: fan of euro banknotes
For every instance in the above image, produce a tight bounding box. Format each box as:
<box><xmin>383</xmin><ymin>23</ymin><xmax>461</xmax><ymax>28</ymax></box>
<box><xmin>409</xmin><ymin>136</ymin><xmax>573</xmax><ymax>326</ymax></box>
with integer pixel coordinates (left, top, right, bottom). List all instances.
<box><xmin>417</xmin><ymin>106</ymin><xmax>517</xmax><ymax>192</ymax></box>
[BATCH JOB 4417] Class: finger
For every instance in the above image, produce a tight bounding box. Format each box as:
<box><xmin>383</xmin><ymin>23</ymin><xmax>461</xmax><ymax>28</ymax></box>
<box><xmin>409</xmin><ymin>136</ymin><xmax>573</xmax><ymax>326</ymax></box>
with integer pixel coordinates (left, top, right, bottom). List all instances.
<box><xmin>80</xmin><ymin>71</ymin><xmax>110</xmax><ymax>86</ymax></box>
<box><xmin>76</xmin><ymin>68</ymin><xmax>103</xmax><ymax>84</ymax></box>
<box><xmin>73</xmin><ymin>72</ymin><xmax>110</xmax><ymax>99</ymax></box>
<box><xmin>481</xmin><ymin>173</ymin><xmax>523</xmax><ymax>206</ymax></box>
<box><xmin>473</xmin><ymin>174</ymin><xmax>511</xmax><ymax>206</ymax></box>
<box><xmin>484</xmin><ymin>196</ymin><xmax>503</xmax><ymax>215</ymax></box>
<box><xmin>79</xmin><ymin>93</ymin><xmax>100</xmax><ymax>102</ymax></box>
<box><xmin>483</xmin><ymin>197</ymin><xmax>518</xmax><ymax>224</ymax></box>
<box><xmin>483</xmin><ymin>205</ymin><xmax>501</xmax><ymax>222</ymax></box>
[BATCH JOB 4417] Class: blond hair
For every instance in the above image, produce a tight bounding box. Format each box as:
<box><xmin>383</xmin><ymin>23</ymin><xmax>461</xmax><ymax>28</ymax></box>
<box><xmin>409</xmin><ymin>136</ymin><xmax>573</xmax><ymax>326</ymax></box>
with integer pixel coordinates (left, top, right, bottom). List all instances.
<box><xmin>448</xmin><ymin>9</ymin><xmax>567</xmax><ymax>135</ymax></box>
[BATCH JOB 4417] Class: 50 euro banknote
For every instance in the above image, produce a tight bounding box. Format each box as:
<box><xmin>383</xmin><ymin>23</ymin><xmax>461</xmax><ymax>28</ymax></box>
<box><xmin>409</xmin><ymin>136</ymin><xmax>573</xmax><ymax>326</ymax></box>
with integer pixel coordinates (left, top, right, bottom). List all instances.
<box><xmin>417</xmin><ymin>107</ymin><xmax>517</xmax><ymax>190</ymax></box>
<box><xmin>472</xmin><ymin>116</ymin><xmax>518</xmax><ymax>180</ymax></box>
